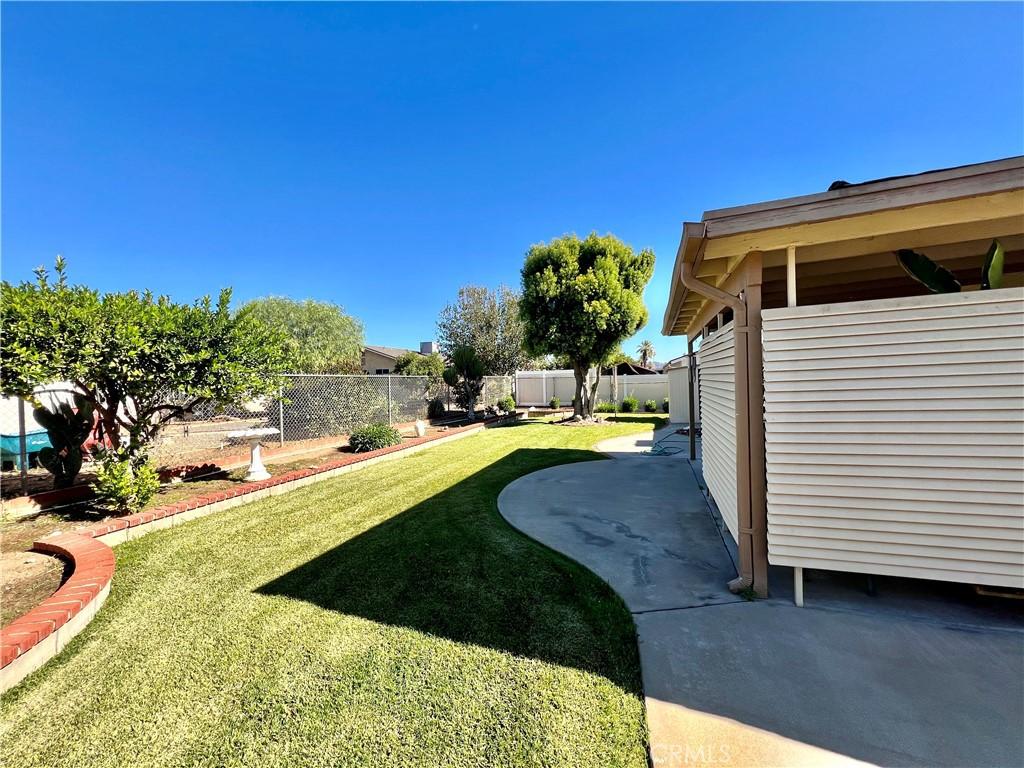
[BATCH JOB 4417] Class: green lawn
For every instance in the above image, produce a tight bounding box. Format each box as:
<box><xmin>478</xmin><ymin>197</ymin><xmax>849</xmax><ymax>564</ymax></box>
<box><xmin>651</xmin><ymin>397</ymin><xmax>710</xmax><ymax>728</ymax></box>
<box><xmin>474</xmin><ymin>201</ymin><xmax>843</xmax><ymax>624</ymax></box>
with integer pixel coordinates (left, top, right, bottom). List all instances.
<box><xmin>0</xmin><ymin>417</ymin><xmax>665</xmax><ymax>768</ymax></box>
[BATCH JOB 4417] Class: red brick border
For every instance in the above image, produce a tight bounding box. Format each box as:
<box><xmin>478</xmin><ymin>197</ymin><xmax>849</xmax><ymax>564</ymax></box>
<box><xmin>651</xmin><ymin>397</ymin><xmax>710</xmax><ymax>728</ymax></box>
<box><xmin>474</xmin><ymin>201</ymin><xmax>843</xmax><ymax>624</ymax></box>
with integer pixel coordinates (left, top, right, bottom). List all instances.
<box><xmin>0</xmin><ymin>413</ymin><xmax>518</xmax><ymax>691</ymax></box>
<box><xmin>0</xmin><ymin>534</ymin><xmax>114</xmax><ymax>668</ymax></box>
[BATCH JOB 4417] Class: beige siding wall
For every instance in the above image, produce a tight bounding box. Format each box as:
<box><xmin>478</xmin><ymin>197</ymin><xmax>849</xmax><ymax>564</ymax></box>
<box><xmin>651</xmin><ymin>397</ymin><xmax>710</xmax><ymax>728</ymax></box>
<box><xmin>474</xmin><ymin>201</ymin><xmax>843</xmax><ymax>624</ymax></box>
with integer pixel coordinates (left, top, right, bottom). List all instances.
<box><xmin>762</xmin><ymin>288</ymin><xmax>1024</xmax><ymax>588</ymax></box>
<box><xmin>362</xmin><ymin>350</ymin><xmax>397</xmax><ymax>374</ymax></box>
<box><xmin>697</xmin><ymin>323</ymin><xmax>738</xmax><ymax>541</ymax></box>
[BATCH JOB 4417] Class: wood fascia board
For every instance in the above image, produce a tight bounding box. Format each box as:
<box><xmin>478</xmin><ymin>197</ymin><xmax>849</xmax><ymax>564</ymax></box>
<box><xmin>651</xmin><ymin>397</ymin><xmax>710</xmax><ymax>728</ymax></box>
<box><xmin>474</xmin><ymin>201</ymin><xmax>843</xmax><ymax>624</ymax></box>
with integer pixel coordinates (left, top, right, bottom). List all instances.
<box><xmin>661</xmin><ymin>222</ymin><xmax>705</xmax><ymax>336</ymax></box>
<box><xmin>702</xmin><ymin>158</ymin><xmax>1024</xmax><ymax>235</ymax></box>
<box><xmin>701</xmin><ymin>190</ymin><xmax>1024</xmax><ymax>261</ymax></box>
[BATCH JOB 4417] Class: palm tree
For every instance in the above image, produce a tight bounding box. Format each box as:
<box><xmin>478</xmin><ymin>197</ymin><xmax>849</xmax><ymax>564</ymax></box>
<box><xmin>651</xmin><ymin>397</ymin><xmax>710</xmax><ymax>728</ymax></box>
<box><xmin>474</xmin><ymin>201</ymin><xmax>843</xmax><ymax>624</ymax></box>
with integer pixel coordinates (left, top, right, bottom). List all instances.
<box><xmin>637</xmin><ymin>340</ymin><xmax>655</xmax><ymax>369</ymax></box>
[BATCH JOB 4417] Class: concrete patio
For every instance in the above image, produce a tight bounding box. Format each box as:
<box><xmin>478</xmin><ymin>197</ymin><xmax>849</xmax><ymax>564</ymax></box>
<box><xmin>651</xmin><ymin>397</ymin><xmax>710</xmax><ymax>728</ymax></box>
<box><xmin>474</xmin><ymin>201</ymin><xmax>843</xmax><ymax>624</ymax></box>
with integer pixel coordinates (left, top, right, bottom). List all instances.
<box><xmin>497</xmin><ymin>423</ymin><xmax>1024</xmax><ymax>768</ymax></box>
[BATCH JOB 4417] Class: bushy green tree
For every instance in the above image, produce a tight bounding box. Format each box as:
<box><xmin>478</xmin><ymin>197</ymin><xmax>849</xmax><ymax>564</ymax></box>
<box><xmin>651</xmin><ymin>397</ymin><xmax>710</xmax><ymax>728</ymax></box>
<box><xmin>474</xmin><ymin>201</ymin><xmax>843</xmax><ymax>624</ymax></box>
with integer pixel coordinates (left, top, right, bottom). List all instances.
<box><xmin>239</xmin><ymin>296</ymin><xmax>363</xmax><ymax>373</ymax></box>
<box><xmin>393</xmin><ymin>351</ymin><xmax>445</xmax><ymax>383</ymax></box>
<box><xmin>1</xmin><ymin>258</ymin><xmax>290</xmax><ymax>461</ymax></box>
<box><xmin>520</xmin><ymin>233</ymin><xmax>654</xmax><ymax>418</ymax></box>
<box><xmin>437</xmin><ymin>285</ymin><xmax>529</xmax><ymax>375</ymax></box>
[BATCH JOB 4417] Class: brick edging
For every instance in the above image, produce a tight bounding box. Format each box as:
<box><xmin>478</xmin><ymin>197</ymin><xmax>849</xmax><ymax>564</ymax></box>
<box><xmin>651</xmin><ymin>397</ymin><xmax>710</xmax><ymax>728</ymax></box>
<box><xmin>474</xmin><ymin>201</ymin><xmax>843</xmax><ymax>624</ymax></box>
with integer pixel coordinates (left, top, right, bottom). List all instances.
<box><xmin>0</xmin><ymin>534</ymin><xmax>114</xmax><ymax>692</ymax></box>
<box><xmin>0</xmin><ymin>413</ymin><xmax>518</xmax><ymax>692</ymax></box>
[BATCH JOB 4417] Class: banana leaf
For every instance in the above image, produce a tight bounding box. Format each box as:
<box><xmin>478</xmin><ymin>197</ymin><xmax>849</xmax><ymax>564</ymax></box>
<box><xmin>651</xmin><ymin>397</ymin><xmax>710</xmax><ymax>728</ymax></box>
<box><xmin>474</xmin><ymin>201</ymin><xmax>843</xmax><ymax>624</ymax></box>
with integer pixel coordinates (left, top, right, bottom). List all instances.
<box><xmin>896</xmin><ymin>249</ymin><xmax>961</xmax><ymax>293</ymax></box>
<box><xmin>981</xmin><ymin>239</ymin><xmax>1004</xmax><ymax>290</ymax></box>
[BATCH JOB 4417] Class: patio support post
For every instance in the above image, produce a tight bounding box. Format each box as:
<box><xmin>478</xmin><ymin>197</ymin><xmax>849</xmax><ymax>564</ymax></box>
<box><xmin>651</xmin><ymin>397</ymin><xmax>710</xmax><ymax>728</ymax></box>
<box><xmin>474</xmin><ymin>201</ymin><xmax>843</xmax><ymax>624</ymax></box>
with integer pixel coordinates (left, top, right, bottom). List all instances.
<box><xmin>687</xmin><ymin>335</ymin><xmax>697</xmax><ymax>460</ymax></box>
<box><xmin>730</xmin><ymin>252</ymin><xmax>768</xmax><ymax>598</ymax></box>
<box><xmin>787</xmin><ymin>243</ymin><xmax>805</xmax><ymax>605</ymax></box>
<box><xmin>787</xmin><ymin>244</ymin><xmax>797</xmax><ymax>307</ymax></box>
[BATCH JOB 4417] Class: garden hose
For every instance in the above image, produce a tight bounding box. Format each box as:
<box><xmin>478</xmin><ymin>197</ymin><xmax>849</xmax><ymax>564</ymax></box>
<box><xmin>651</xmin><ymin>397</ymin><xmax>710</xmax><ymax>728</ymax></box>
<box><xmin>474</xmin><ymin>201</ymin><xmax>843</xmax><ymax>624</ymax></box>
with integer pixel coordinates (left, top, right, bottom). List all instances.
<box><xmin>643</xmin><ymin>432</ymin><xmax>689</xmax><ymax>456</ymax></box>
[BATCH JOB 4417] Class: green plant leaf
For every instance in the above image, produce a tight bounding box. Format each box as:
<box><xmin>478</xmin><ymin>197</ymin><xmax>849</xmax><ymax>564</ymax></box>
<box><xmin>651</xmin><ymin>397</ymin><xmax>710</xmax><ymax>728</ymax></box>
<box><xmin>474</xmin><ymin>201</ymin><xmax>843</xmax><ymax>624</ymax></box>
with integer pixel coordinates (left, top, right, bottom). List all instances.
<box><xmin>896</xmin><ymin>249</ymin><xmax>962</xmax><ymax>293</ymax></box>
<box><xmin>981</xmin><ymin>239</ymin><xmax>1005</xmax><ymax>290</ymax></box>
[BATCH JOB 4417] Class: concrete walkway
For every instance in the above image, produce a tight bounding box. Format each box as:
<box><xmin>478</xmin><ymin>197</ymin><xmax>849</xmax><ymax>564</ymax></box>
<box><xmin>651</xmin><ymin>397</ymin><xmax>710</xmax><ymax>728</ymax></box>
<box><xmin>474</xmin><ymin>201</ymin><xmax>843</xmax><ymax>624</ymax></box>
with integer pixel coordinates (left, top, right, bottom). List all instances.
<box><xmin>497</xmin><ymin>424</ymin><xmax>1024</xmax><ymax>768</ymax></box>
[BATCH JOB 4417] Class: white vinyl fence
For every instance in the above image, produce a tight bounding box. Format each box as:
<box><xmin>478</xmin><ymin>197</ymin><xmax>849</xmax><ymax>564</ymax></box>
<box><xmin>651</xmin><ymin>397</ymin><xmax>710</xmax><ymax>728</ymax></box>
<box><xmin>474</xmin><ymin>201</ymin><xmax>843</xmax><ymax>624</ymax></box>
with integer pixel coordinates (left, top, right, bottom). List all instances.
<box><xmin>514</xmin><ymin>369</ymin><xmax>671</xmax><ymax>410</ymax></box>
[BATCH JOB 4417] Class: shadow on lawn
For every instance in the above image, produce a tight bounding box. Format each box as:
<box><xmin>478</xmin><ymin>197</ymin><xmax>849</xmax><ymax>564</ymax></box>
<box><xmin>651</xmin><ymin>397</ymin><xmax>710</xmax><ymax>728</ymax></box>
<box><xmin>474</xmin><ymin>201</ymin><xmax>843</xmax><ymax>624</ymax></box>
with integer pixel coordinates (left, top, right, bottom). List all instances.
<box><xmin>256</xmin><ymin>445</ymin><xmax>643</xmax><ymax>690</ymax></box>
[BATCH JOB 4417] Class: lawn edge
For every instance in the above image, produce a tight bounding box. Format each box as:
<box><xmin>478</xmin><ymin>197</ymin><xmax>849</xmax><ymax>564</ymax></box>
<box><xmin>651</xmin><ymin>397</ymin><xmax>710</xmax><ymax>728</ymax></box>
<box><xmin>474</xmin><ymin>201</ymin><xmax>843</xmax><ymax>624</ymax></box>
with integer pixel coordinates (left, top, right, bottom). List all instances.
<box><xmin>0</xmin><ymin>413</ymin><xmax>520</xmax><ymax>693</ymax></box>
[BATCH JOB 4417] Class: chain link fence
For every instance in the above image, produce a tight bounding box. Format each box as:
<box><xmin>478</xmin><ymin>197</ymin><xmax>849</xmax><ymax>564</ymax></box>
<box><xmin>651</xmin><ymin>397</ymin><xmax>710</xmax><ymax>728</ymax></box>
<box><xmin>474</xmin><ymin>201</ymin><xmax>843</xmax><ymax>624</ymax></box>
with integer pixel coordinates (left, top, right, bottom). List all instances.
<box><xmin>481</xmin><ymin>375</ymin><xmax>514</xmax><ymax>407</ymax></box>
<box><xmin>148</xmin><ymin>373</ymin><xmax>512</xmax><ymax>468</ymax></box>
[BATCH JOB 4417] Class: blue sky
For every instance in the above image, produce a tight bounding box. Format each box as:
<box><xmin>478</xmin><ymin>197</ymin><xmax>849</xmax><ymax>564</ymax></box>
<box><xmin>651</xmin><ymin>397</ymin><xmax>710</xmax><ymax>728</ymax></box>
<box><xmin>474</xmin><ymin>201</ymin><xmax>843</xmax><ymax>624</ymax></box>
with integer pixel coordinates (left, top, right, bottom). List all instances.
<box><xmin>4</xmin><ymin>2</ymin><xmax>1023</xmax><ymax>363</ymax></box>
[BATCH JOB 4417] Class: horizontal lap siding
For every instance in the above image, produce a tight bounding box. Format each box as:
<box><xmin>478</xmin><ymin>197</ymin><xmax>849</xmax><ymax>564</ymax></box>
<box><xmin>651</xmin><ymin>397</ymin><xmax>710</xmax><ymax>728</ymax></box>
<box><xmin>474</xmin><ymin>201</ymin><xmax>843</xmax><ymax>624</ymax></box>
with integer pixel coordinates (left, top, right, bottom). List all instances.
<box><xmin>697</xmin><ymin>324</ymin><xmax>738</xmax><ymax>542</ymax></box>
<box><xmin>762</xmin><ymin>288</ymin><xmax>1024</xmax><ymax>588</ymax></box>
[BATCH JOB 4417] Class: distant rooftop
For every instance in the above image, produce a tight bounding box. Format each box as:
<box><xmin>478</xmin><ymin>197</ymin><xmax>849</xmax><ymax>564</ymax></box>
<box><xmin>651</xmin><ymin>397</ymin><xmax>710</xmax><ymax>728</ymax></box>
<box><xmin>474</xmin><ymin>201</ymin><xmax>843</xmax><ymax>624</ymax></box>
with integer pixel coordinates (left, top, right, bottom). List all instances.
<box><xmin>364</xmin><ymin>345</ymin><xmax>419</xmax><ymax>360</ymax></box>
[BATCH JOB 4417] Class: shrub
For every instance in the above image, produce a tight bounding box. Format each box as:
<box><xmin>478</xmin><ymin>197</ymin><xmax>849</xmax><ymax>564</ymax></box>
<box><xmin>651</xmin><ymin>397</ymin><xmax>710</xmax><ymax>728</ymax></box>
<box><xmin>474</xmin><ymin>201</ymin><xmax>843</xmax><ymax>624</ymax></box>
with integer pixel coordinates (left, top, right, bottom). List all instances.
<box><xmin>427</xmin><ymin>397</ymin><xmax>446</xmax><ymax>420</ymax></box>
<box><xmin>662</xmin><ymin>398</ymin><xmax>670</xmax><ymax>413</ymax></box>
<box><xmin>595</xmin><ymin>401</ymin><xmax>616</xmax><ymax>413</ymax></box>
<box><xmin>621</xmin><ymin>396</ymin><xmax>639</xmax><ymax>413</ymax></box>
<box><xmin>91</xmin><ymin>450</ymin><xmax>160</xmax><ymax>514</ymax></box>
<box><xmin>497</xmin><ymin>395</ymin><xmax>516</xmax><ymax>413</ymax></box>
<box><xmin>644</xmin><ymin>399</ymin><xmax>658</xmax><ymax>413</ymax></box>
<box><xmin>349</xmin><ymin>423</ymin><xmax>403</xmax><ymax>453</ymax></box>
<box><xmin>549</xmin><ymin>397</ymin><xmax>561</xmax><ymax>409</ymax></box>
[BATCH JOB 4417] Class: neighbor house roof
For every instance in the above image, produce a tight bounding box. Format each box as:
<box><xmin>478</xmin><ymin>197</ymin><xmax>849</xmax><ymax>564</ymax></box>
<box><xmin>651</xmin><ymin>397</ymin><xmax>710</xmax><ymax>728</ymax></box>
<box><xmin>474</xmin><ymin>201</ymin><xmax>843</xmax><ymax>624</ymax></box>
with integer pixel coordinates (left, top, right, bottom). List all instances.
<box><xmin>662</xmin><ymin>155</ymin><xmax>1024</xmax><ymax>336</ymax></box>
<box><xmin>364</xmin><ymin>345</ymin><xmax>419</xmax><ymax>361</ymax></box>
<box><xmin>605</xmin><ymin>362</ymin><xmax>659</xmax><ymax>376</ymax></box>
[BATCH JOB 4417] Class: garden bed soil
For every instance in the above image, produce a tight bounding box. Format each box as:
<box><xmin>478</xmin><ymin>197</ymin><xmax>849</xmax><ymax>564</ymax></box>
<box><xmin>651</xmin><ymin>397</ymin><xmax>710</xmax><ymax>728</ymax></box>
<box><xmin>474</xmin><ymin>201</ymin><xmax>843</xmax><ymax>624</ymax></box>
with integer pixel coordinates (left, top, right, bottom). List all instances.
<box><xmin>0</xmin><ymin>418</ymin><xmax>491</xmax><ymax>628</ymax></box>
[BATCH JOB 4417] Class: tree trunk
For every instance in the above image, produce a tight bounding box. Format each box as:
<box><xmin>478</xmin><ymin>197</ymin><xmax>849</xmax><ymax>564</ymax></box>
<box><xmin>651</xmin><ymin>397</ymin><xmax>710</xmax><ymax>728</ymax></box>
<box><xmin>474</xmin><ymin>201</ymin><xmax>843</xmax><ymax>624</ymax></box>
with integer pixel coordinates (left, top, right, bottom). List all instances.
<box><xmin>588</xmin><ymin>367</ymin><xmax>601</xmax><ymax>418</ymax></box>
<box><xmin>572</xmin><ymin>365</ymin><xmax>586</xmax><ymax>418</ymax></box>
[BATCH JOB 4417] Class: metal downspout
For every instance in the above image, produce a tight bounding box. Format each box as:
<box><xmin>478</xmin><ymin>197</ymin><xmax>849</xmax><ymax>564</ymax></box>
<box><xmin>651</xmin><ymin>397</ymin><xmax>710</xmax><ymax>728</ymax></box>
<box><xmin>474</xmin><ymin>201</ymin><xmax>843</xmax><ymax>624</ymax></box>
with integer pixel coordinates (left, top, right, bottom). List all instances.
<box><xmin>679</xmin><ymin>226</ymin><xmax>767</xmax><ymax>597</ymax></box>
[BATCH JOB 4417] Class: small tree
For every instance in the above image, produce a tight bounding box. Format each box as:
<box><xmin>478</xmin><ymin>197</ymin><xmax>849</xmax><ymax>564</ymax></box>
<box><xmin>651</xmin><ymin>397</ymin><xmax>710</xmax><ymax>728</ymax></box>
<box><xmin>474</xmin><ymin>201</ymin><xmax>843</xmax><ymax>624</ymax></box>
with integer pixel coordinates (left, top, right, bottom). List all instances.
<box><xmin>238</xmin><ymin>296</ymin><xmax>363</xmax><ymax>373</ymax></box>
<box><xmin>1</xmin><ymin>258</ymin><xmax>291</xmax><ymax>462</ymax></box>
<box><xmin>520</xmin><ymin>233</ymin><xmax>654</xmax><ymax>419</ymax></box>
<box><xmin>443</xmin><ymin>346</ymin><xmax>485</xmax><ymax>420</ymax></box>
<box><xmin>437</xmin><ymin>285</ymin><xmax>530</xmax><ymax>375</ymax></box>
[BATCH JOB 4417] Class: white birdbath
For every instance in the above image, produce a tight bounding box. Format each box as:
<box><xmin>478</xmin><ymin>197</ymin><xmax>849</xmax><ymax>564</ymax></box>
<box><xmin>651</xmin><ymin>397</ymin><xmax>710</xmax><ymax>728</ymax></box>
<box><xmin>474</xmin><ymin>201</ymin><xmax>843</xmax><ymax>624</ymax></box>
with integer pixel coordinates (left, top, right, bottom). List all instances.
<box><xmin>227</xmin><ymin>427</ymin><xmax>280</xmax><ymax>482</ymax></box>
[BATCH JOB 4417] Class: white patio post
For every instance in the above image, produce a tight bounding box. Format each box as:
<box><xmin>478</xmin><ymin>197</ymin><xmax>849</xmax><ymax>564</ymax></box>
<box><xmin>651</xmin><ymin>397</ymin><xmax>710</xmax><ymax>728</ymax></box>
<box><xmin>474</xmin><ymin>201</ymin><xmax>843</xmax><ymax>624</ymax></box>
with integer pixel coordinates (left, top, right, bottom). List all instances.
<box><xmin>787</xmin><ymin>243</ymin><xmax>804</xmax><ymax>606</ymax></box>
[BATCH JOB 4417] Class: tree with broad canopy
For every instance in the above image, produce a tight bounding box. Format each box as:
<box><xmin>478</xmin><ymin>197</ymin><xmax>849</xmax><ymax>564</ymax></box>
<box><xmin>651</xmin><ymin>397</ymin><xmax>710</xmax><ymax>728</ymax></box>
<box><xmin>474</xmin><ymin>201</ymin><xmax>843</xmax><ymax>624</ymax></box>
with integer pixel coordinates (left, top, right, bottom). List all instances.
<box><xmin>520</xmin><ymin>233</ymin><xmax>654</xmax><ymax>419</ymax></box>
<box><xmin>1</xmin><ymin>258</ymin><xmax>291</xmax><ymax>461</ymax></box>
<box><xmin>436</xmin><ymin>285</ymin><xmax>531</xmax><ymax>376</ymax></box>
<box><xmin>238</xmin><ymin>296</ymin><xmax>363</xmax><ymax>374</ymax></box>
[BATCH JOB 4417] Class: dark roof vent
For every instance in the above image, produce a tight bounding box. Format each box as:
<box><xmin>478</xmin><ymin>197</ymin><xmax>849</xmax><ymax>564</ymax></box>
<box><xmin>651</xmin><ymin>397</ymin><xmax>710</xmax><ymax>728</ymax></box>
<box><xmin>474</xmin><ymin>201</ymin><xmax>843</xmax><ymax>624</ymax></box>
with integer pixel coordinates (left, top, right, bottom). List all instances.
<box><xmin>828</xmin><ymin>180</ymin><xmax>854</xmax><ymax>191</ymax></box>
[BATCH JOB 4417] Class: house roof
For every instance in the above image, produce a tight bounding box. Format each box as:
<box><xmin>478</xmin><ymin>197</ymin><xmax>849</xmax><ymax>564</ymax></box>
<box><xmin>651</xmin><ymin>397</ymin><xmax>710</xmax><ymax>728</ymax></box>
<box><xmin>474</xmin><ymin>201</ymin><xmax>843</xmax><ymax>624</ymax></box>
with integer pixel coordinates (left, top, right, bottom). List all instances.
<box><xmin>364</xmin><ymin>345</ymin><xmax>419</xmax><ymax>361</ymax></box>
<box><xmin>662</xmin><ymin>156</ymin><xmax>1024</xmax><ymax>337</ymax></box>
